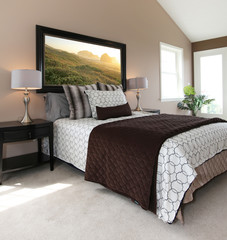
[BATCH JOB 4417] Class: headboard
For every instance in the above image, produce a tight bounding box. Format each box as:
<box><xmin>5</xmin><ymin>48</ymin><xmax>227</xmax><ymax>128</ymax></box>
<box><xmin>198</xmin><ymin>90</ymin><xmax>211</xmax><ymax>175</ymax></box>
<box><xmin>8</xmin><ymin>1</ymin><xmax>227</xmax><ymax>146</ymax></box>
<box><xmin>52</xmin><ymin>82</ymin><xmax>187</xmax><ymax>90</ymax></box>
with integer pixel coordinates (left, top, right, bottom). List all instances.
<box><xmin>36</xmin><ymin>25</ymin><xmax>126</xmax><ymax>93</ymax></box>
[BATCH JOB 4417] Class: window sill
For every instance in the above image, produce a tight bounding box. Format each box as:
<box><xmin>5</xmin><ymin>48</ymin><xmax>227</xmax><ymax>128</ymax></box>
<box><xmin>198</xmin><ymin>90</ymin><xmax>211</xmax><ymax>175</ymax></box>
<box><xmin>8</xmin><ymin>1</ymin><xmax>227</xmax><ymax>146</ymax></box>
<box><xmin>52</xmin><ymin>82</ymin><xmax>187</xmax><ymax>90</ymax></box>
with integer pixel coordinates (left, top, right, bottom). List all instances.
<box><xmin>160</xmin><ymin>98</ymin><xmax>183</xmax><ymax>102</ymax></box>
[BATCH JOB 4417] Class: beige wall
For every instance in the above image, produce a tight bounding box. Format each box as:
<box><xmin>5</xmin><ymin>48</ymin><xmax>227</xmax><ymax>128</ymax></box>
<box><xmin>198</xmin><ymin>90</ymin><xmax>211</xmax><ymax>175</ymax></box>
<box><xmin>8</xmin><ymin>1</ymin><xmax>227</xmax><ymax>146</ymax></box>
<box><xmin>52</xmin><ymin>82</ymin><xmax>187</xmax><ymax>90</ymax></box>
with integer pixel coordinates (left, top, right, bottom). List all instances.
<box><xmin>0</xmin><ymin>0</ymin><xmax>192</xmax><ymax>157</ymax></box>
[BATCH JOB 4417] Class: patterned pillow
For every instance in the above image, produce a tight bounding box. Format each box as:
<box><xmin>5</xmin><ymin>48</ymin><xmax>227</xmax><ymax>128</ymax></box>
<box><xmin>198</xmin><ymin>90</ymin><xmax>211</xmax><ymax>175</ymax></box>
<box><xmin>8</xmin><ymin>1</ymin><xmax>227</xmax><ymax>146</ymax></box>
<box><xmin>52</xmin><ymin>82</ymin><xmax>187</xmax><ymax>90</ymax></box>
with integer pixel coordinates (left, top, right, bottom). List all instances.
<box><xmin>63</xmin><ymin>84</ymin><xmax>97</xmax><ymax>119</ymax></box>
<box><xmin>97</xmin><ymin>82</ymin><xmax>123</xmax><ymax>91</ymax></box>
<box><xmin>85</xmin><ymin>89</ymin><xmax>127</xmax><ymax>118</ymax></box>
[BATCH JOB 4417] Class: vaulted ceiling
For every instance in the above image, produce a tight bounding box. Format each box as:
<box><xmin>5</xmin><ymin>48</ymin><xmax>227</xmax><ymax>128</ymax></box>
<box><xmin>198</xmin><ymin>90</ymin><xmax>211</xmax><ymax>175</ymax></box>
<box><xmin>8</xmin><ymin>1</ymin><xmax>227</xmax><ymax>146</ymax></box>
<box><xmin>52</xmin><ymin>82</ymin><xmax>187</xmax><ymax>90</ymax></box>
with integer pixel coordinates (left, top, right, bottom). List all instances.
<box><xmin>157</xmin><ymin>0</ymin><xmax>227</xmax><ymax>42</ymax></box>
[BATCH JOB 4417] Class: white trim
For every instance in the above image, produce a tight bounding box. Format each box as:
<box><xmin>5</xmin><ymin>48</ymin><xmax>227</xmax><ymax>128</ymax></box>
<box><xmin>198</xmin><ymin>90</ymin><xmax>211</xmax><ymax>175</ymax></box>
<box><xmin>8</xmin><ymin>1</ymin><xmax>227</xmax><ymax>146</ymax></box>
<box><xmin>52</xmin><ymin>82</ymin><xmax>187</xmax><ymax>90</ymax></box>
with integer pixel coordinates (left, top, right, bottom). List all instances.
<box><xmin>160</xmin><ymin>97</ymin><xmax>184</xmax><ymax>102</ymax></box>
<box><xmin>194</xmin><ymin>47</ymin><xmax>227</xmax><ymax>119</ymax></box>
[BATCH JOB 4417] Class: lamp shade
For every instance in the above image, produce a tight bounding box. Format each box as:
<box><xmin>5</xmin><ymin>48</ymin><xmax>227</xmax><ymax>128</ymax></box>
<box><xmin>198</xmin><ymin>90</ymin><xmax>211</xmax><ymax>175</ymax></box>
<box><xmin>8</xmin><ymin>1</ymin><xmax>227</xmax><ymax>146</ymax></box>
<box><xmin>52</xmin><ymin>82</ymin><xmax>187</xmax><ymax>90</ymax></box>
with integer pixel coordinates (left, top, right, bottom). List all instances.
<box><xmin>128</xmin><ymin>77</ymin><xmax>148</xmax><ymax>90</ymax></box>
<box><xmin>11</xmin><ymin>69</ymin><xmax>42</xmax><ymax>90</ymax></box>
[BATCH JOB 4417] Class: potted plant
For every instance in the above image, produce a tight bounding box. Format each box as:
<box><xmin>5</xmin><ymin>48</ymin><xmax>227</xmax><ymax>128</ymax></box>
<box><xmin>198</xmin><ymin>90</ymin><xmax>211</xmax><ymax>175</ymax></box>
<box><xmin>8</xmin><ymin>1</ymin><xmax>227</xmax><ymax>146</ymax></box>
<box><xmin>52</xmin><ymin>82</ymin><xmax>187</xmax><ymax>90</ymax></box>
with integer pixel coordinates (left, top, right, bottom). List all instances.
<box><xmin>177</xmin><ymin>85</ymin><xmax>214</xmax><ymax>116</ymax></box>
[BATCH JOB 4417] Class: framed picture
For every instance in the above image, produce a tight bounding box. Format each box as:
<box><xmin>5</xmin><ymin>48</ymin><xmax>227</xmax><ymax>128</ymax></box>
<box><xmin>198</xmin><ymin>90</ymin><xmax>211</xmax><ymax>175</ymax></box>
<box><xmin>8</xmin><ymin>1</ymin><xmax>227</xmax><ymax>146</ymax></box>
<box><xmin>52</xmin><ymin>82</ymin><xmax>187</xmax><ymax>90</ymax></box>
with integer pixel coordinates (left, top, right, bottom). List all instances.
<box><xmin>36</xmin><ymin>25</ymin><xmax>126</xmax><ymax>93</ymax></box>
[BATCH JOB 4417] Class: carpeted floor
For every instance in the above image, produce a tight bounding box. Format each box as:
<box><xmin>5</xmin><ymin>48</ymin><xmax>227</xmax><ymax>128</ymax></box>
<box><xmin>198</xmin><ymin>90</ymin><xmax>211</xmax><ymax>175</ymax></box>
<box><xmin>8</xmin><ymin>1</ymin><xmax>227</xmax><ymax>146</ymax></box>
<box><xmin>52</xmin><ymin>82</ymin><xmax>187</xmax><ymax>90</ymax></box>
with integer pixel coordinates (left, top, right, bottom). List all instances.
<box><xmin>0</xmin><ymin>159</ymin><xmax>226</xmax><ymax>240</ymax></box>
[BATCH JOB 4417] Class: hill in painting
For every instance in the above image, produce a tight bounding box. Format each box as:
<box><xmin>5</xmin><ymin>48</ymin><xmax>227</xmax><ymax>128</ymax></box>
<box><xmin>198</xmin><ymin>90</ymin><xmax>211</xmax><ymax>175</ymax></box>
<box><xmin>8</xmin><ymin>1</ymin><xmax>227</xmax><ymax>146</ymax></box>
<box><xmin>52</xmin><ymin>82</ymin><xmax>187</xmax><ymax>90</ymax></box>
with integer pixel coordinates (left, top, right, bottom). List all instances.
<box><xmin>100</xmin><ymin>53</ymin><xmax>119</xmax><ymax>65</ymax></box>
<box><xmin>77</xmin><ymin>50</ymin><xmax>99</xmax><ymax>60</ymax></box>
<box><xmin>44</xmin><ymin>45</ymin><xmax>121</xmax><ymax>86</ymax></box>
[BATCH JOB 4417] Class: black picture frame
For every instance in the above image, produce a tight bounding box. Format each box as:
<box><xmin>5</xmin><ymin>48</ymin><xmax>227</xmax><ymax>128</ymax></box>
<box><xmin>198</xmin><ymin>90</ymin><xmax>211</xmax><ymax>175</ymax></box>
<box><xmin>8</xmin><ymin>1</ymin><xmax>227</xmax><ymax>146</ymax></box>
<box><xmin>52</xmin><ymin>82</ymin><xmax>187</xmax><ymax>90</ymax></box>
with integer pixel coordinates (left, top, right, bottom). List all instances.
<box><xmin>36</xmin><ymin>25</ymin><xmax>126</xmax><ymax>93</ymax></box>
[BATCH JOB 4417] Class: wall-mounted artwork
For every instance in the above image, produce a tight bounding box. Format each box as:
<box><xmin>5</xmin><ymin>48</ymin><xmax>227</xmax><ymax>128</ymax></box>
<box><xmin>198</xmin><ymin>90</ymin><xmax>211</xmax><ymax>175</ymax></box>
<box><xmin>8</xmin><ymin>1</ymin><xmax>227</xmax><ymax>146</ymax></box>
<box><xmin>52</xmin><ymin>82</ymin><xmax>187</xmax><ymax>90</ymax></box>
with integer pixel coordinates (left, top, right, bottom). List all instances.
<box><xmin>36</xmin><ymin>25</ymin><xmax>126</xmax><ymax>93</ymax></box>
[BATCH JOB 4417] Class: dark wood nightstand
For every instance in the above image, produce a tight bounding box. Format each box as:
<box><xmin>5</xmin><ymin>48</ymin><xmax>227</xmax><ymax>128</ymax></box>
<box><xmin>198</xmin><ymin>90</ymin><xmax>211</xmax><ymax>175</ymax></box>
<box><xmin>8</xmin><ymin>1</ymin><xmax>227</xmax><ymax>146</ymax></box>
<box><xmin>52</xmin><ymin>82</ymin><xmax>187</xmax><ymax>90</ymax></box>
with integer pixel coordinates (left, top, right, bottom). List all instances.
<box><xmin>0</xmin><ymin>119</ymin><xmax>53</xmax><ymax>184</ymax></box>
<box><xmin>142</xmin><ymin>108</ymin><xmax>160</xmax><ymax>114</ymax></box>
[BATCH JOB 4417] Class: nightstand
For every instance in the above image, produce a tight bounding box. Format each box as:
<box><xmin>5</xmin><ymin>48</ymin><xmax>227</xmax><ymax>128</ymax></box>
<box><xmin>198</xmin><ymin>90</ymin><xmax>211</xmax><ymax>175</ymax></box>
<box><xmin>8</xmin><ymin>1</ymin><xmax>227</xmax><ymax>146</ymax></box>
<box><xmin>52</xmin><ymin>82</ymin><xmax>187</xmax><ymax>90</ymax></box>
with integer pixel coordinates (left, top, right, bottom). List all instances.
<box><xmin>0</xmin><ymin>119</ymin><xmax>53</xmax><ymax>184</ymax></box>
<box><xmin>142</xmin><ymin>108</ymin><xmax>160</xmax><ymax>114</ymax></box>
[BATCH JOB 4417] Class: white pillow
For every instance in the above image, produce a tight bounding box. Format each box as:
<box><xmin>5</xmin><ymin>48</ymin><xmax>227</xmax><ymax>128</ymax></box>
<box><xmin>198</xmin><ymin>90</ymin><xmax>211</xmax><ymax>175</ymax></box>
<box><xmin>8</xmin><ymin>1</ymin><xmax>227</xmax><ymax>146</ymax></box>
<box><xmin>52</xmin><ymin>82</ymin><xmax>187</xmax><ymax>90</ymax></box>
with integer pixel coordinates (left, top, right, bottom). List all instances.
<box><xmin>85</xmin><ymin>89</ymin><xmax>127</xmax><ymax>118</ymax></box>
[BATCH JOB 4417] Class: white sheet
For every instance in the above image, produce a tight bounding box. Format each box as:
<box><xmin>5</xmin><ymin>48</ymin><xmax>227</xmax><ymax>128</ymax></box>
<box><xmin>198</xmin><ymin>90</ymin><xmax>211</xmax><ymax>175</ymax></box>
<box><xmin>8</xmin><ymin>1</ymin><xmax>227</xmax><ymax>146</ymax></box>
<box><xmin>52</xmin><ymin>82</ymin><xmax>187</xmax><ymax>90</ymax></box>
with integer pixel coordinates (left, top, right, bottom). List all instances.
<box><xmin>43</xmin><ymin>112</ymin><xmax>149</xmax><ymax>171</ymax></box>
<box><xmin>43</xmin><ymin>113</ymin><xmax>227</xmax><ymax>223</ymax></box>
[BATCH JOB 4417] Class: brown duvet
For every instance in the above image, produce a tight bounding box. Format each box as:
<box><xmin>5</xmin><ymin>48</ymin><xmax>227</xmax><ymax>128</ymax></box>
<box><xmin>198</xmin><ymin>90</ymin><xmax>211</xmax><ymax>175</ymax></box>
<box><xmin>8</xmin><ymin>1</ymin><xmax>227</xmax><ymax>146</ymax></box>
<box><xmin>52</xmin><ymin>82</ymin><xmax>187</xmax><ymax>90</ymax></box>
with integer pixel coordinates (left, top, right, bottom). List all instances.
<box><xmin>85</xmin><ymin>114</ymin><xmax>226</xmax><ymax>214</ymax></box>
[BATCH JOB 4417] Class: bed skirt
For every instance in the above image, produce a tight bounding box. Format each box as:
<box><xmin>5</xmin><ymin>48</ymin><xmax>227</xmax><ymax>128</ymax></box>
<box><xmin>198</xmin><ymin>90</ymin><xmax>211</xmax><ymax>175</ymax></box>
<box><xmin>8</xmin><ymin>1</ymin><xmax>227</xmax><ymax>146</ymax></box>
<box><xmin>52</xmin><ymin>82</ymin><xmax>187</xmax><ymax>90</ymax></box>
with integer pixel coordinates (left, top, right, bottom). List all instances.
<box><xmin>176</xmin><ymin>150</ymin><xmax>227</xmax><ymax>223</ymax></box>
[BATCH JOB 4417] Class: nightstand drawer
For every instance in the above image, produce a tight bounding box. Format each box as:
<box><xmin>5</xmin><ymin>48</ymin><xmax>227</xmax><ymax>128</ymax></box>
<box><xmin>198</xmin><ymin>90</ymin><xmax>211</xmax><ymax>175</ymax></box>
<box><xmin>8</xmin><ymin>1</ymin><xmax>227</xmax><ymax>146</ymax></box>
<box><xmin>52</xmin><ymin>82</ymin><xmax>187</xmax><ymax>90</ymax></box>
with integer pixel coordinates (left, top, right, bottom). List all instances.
<box><xmin>3</xmin><ymin>126</ymin><xmax>50</xmax><ymax>142</ymax></box>
<box><xmin>31</xmin><ymin>126</ymin><xmax>50</xmax><ymax>138</ymax></box>
<box><xmin>4</xmin><ymin>129</ymin><xmax>32</xmax><ymax>142</ymax></box>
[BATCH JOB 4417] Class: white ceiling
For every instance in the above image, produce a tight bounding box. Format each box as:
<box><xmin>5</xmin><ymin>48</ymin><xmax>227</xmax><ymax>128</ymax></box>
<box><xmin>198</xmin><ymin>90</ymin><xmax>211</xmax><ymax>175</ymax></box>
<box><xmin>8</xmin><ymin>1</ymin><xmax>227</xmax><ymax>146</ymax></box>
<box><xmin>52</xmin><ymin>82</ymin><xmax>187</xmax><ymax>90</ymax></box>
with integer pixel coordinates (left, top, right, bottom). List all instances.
<box><xmin>157</xmin><ymin>0</ymin><xmax>227</xmax><ymax>42</ymax></box>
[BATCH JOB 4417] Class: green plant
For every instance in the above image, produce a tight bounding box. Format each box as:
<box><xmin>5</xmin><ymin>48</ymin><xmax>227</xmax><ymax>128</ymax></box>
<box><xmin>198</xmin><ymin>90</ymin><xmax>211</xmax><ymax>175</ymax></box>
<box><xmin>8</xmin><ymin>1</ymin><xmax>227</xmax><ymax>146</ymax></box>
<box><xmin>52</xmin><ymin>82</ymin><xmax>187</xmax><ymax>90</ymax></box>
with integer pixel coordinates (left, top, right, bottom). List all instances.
<box><xmin>177</xmin><ymin>85</ymin><xmax>215</xmax><ymax>116</ymax></box>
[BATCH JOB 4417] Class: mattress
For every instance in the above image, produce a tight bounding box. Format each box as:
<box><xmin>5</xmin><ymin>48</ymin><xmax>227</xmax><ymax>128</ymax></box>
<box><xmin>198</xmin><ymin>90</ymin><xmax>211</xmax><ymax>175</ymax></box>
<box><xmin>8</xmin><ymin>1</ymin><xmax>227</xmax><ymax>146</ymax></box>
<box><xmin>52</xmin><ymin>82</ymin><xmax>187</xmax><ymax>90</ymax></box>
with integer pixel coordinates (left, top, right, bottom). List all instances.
<box><xmin>43</xmin><ymin>113</ymin><xmax>227</xmax><ymax>223</ymax></box>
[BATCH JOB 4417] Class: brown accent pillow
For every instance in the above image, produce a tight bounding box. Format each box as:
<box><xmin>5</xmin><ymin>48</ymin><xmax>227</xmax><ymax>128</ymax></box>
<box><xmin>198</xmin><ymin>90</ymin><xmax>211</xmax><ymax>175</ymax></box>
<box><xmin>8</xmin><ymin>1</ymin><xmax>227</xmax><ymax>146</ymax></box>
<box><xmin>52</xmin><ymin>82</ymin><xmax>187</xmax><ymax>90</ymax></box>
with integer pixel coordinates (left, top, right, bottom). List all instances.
<box><xmin>96</xmin><ymin>102</ymin><xmax>132</xmax><ymax>120</ymax></box>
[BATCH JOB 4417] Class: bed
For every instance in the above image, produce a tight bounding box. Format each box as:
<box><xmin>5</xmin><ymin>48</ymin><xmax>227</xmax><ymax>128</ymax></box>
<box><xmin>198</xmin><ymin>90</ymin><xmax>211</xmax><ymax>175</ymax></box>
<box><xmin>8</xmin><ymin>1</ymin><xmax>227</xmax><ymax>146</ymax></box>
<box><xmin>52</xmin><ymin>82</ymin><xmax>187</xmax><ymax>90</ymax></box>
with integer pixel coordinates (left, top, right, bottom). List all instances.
<box><xmin>37</xmin><ymin>25</ymin><xmax>227</xmax><ymax>223</ymax></box>
<box><xmin>43</xmin><ymin>107</ymin><xmax>227</xmax><ymax>223</ymax></box>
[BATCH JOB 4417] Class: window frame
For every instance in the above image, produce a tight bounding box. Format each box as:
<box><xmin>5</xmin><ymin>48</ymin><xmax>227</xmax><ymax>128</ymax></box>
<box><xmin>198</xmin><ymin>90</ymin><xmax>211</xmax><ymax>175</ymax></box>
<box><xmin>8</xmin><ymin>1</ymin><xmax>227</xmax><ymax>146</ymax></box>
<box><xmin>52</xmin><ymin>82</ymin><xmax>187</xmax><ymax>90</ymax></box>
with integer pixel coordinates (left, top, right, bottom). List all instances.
<box><xmin>194</xmin><ymin>47</ymin><xmax>227</xmax><ymax>119</ymax></box>
<box><xmin>160</xmin><ymin>42</ymin><xmax>184</xmax><ymax>102</ymax></box>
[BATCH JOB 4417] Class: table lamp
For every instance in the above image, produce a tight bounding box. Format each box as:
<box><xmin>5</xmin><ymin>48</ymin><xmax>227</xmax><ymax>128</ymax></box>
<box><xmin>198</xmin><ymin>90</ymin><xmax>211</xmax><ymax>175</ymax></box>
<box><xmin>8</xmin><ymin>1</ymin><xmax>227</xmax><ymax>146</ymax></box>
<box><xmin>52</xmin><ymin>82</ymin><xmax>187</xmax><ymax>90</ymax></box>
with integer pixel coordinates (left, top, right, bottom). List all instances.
<box><xmin>11</xmin><ymin>69</ymin><xmax>42</xmax><ymax>123</ymax></box>
<box><xmin>128</xmin><ymin>77</ymin><xmax>148</xmax><ymax>111</ymax></box>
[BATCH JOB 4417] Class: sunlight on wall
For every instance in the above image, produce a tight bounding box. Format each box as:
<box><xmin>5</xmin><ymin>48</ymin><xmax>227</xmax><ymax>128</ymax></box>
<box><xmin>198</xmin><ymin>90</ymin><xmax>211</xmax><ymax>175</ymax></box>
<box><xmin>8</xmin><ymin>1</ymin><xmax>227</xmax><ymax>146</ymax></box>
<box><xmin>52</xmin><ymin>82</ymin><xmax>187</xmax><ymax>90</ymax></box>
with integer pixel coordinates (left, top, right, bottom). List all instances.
<box><xmin>0</xmin><ymin>183</ymin><xmax>72</xmax><ymax>212</ymax></box>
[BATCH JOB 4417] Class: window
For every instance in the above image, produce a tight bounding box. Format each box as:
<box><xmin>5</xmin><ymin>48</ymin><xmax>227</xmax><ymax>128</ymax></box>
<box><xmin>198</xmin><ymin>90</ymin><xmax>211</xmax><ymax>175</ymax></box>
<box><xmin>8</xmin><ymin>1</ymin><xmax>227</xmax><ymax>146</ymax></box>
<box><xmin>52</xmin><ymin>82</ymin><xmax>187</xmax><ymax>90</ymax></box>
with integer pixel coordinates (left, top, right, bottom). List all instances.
<box><xmin>194</xmin><ymin>47</ymin><xmax>227</xmax><ymax>119</ymax></box>
<box><xmin>200</xmin><ymin>54</ymin><xmax>223</xmax><ymax>114</ymax></box>
<box><xmin>160</xmin><ymin>42</ymin><xmax>184</xmax><ymax>101</ymax></box>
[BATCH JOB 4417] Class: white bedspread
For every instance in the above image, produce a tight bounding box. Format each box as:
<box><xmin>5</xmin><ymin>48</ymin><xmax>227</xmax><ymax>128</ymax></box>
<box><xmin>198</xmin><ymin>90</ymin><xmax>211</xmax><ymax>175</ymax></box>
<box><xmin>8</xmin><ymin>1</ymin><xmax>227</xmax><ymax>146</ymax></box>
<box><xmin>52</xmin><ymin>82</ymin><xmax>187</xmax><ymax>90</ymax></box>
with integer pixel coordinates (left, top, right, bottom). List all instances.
<box><xmin>43</xmin><ymin>113</ymin><xmax>227</xmax><ymax>223</ymax></box>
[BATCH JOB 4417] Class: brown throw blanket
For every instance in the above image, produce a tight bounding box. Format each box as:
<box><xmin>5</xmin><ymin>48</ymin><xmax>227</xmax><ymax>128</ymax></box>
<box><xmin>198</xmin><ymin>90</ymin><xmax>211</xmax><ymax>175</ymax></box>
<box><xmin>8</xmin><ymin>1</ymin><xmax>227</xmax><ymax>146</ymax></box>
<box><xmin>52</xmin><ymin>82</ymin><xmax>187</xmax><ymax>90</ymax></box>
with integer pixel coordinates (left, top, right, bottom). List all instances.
<box><xmin>85</xmin><ymin>114</ymin><xmax>226</xmax><ymax>213</ymax></box>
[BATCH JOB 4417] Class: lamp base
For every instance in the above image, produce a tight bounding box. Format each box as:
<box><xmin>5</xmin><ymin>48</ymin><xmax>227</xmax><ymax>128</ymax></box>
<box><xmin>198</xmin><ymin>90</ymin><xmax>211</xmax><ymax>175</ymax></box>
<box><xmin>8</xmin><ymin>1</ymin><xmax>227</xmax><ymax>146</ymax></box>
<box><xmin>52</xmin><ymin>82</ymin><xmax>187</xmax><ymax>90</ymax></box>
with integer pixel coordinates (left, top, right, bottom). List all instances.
<box><xmin>134</xmin><ymin>106</ymin><xmax>143</xmax><ymax>111</ymax></box>
<box><xmin>21</xmin><ymin>114</ymin><xmax>32</xmax><ymax>124</ymax></box>
<box><xmin>134</xmin><ymin>89</ymin><xmax>143</xmax><ymax>111</ymax></box>
<box><xmin>21</xmin><ymin>90</ymin><xmax>32</xmax><ymax>124</ymax></box>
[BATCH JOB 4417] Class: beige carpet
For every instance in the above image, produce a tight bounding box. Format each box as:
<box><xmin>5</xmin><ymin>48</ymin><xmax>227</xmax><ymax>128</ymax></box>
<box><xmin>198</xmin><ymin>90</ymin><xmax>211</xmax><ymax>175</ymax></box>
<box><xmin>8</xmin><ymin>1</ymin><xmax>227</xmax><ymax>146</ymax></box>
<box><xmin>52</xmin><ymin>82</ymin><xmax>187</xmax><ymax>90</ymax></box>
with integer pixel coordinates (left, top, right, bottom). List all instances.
<box><xmin>0</xmin><ymin>160</ymin><xmax>226</xmax><ymax>240</ymax></box>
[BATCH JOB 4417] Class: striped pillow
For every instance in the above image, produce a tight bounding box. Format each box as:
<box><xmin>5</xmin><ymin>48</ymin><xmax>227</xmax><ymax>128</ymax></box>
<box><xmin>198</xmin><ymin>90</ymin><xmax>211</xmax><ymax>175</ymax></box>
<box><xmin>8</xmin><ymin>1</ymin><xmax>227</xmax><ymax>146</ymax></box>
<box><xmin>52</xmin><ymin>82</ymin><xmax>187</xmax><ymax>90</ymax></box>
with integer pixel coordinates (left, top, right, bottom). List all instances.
<box><xmin>97</xmin><ymin>82</ymin><xmax>123</xmax><ymax>91</ymax></box>
<box><xmin>63</xmin><ymin>84</ymin><xmax>97</xmax><ymax>119</ymax></box>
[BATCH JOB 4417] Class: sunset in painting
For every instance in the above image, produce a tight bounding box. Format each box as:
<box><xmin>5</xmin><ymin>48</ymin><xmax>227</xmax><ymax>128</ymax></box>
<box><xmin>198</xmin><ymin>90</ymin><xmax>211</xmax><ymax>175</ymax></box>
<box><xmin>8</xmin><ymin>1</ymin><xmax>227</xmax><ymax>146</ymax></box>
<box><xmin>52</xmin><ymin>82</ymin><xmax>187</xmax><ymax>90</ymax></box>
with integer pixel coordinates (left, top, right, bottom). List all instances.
<box><xmin>44</xmin><ymin>35</ymin><xmax>121</xmax><ymax>86</ymax></box>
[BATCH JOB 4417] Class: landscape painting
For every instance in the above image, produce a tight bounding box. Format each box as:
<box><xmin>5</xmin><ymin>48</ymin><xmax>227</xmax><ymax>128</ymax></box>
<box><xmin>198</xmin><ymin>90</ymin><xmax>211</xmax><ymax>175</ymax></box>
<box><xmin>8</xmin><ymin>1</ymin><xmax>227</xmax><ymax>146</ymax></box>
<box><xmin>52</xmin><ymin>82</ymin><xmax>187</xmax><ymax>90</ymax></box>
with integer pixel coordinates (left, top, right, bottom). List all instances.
<box><xmin>36</xmin><ymin>25</ymin><xmax>126</xmax><ymax>93</ymax></box>
<box><xmin>45</xmin><ymin>35</ymin><xmax>121</xmax><ymax>86</ymax></box>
